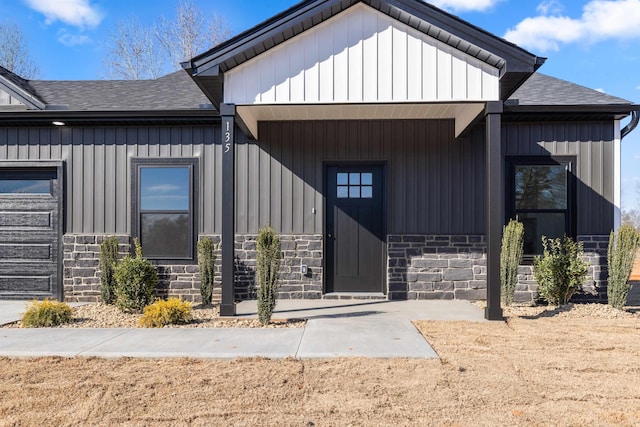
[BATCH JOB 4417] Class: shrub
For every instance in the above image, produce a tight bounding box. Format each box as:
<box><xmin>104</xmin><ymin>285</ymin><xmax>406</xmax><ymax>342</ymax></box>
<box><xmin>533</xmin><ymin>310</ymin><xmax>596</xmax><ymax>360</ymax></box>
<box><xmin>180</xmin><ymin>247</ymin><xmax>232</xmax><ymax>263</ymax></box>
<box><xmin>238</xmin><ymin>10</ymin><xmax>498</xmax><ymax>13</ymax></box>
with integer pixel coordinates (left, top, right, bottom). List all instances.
<box><xmin>99</xmin><ymin>236</ymin><xmax>120</xmax><ymax>305</ymax></box>
<box><xmin>114</xmin><ymin>238</ymin><xmax>158</xmax><ymax>313</ymax></box>
<box><xmin>21</xmin><ymin>299</ymin><xmax>74</xmax><ymax>327</ymax></box>
<box><xmin>607</xmin><ymin>224</ymin><xmax>640</xmax><ymax>310</ymax></box>
<box><xmin>197</xmin><ymin>237</ymin><xmax>217</xmax><ymax>306</ymax></box>
<box><xmin>256</xmin><ymin>226</ymin><xmax>282</xmax><ymax>325</ymax></box>
<box><xmin>500</xmin><ymin>218</ymin><xmax>524</xmax><ymax>306</ymax></box>
<box><xmin>533</xmin><ymin>235</ymin><xmax>589</xmax><ymax>306</ymax></box>
<box><xmin>139</xmin><ymin>298</ymin><xmax>192</xmax><ymax>328</ymax></box>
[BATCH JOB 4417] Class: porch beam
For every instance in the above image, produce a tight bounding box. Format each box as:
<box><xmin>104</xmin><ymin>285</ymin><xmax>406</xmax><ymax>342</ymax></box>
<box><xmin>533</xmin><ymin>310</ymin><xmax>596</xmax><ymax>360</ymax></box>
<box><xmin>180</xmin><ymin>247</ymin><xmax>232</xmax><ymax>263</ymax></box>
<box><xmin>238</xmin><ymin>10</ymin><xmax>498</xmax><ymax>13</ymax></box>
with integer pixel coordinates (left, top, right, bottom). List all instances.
<box><xmin>485</xmin><ymin>101</ymin><xmax>504</xmax><ymax>321</ymax></box>
<box><xmin>220</xmin><ymin>103</ymin><xmax>236</xmax><ymax>316</ymax></box>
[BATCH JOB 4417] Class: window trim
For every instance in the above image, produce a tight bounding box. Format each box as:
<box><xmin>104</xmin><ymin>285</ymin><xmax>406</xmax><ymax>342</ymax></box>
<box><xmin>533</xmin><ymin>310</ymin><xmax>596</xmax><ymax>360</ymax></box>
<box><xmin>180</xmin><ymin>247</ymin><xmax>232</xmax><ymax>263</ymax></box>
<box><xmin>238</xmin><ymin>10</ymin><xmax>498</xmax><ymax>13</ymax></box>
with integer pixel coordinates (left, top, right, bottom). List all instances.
<box><xmin>131</xmin><ymin>158</ymin><xmax>199</xmax><ymax>261</ymax></box>
<box><xmin>506</xmin><ymin>156</ymin><xmax>577</xmax><ymax>260</ymax></box>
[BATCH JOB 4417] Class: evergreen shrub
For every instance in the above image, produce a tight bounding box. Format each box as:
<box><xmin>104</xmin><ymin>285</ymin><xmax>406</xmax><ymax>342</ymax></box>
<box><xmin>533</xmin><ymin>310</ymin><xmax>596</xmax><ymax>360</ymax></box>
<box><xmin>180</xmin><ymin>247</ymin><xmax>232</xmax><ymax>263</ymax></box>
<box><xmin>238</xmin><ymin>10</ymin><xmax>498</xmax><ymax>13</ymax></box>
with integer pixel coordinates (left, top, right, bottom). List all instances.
<box><xmin>21</xmin><ymin>299</ymin><xmax>74</xmax><ymax>327</ymax></box>
<box><xmin>138</xmin><ymin>298</ymin><xmax>192</xmax><ymax>328</ymax></box>
<box><xmin>533</xmin><ymin>235</ymin><xmax>589</xmax><ymax>306</ymax></box>
<box><xmin>256</xmin><ymin>226</ymin><xmax>282</xmax><ymax>325</ymax></box>
<box><xmin>500</xmin><ymin>218</ymin><xmax>524</xmax><ymax>306</ymax></box>
<box><xmin>197</xmin><ymin>237</ymin><xmax>217</xmax><ymax>305</ymax></box>
<box><xmin>99</xmin><ymin>236</ymin><xmax>120</xmax><ymax>305</ymax></box>
<box><xmin>607</xmin><ymin>224</ymin><xmax>640</xmax><ymax>310</ymax></box>
<box><xmin>114</xmin><ymin>238</ymin><xmax>158</xmax><ymax>313</ymax></box>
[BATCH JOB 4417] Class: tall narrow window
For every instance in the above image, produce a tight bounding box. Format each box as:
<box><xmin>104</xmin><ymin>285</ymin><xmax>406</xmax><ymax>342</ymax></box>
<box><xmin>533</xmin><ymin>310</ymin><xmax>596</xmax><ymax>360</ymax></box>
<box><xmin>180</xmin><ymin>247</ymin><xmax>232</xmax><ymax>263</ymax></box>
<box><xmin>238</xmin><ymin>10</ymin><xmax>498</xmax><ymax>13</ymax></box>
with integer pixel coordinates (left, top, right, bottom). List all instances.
<box><xmin>132</xmin><ymin>159</ymin><xmax>198</xmax><ymax>259</ymax></box>
<box><xmin>508</xmin><ymin>157</ymin><xmax>574</xmax><ymax>255</ymax></box>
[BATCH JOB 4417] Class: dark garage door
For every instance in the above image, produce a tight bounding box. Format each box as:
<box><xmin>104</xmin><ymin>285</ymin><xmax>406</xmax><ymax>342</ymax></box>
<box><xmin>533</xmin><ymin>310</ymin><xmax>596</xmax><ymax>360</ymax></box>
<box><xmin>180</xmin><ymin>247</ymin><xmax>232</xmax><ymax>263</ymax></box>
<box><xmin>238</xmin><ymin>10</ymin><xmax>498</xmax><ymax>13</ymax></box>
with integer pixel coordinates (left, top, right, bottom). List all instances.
<box><xmin>0</xmin><ymin>165</ymin><xmax>63</xmax><ymax>300</ymax></box>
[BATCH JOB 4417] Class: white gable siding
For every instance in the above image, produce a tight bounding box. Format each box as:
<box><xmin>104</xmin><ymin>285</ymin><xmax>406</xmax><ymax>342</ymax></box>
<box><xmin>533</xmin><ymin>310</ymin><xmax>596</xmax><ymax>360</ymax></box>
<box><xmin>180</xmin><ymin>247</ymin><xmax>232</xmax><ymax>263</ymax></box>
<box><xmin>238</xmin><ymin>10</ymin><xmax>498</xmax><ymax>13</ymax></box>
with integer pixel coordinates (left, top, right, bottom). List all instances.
<box><xmin>224</xmin><ymin>3</ymin><xmax>500</xmax><ymax>105</ymax></box>
<box><xmin>0</xmin><ymin>88</ymin><xmax>25</xmax><ymax>106</ymax></box>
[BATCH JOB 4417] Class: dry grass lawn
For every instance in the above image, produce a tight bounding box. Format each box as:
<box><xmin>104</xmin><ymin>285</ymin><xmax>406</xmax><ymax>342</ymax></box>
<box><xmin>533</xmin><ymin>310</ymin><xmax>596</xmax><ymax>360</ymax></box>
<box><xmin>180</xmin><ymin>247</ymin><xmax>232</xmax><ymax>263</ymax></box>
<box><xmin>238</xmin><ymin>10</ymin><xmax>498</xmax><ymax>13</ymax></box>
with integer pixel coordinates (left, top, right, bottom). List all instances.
<box><xmin>1</xmin><ymin>308</ymin><xmax>639</xmax><ymax>426</ymax></box>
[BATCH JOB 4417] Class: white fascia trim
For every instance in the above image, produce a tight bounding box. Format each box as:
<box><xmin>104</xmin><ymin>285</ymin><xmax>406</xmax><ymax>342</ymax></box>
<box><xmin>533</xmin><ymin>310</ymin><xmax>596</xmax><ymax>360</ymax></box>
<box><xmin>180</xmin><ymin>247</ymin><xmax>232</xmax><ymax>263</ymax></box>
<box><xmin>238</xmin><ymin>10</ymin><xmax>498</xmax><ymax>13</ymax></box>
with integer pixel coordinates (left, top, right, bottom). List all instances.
<box><xmin>614</xmin><ymin>119</ymin><xmax>621</xmax><ymax>231</ymax></box>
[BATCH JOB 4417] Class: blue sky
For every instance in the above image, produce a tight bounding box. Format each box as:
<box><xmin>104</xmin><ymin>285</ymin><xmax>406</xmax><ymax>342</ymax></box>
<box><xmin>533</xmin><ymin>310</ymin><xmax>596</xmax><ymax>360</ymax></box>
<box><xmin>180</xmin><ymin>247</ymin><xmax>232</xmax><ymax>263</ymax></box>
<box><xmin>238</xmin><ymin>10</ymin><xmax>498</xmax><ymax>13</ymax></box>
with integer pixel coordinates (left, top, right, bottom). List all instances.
<box><xmin>2</xmin><ymin>0</ymin><xmax>640</xmax><ymax>208</ymax></box>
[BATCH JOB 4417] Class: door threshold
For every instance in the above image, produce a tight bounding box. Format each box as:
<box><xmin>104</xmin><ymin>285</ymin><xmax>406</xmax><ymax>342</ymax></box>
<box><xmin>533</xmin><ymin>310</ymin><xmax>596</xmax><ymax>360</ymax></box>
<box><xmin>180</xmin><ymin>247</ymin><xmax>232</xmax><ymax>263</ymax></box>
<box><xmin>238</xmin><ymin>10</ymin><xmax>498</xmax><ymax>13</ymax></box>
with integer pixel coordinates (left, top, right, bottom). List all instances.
<box><xmin>323</xmin><ymin>292</ymin><xmax>387</xmax><ymax>300</ymax></box>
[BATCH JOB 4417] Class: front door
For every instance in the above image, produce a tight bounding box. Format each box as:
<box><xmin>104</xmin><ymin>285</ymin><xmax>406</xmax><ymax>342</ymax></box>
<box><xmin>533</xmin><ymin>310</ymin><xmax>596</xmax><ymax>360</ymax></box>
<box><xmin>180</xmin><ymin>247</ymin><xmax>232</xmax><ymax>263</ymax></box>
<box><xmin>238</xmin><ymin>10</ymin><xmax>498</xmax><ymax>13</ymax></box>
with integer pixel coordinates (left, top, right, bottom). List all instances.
<box><xmin>326</xmin><ymin>165</ymin><xmax>385</xmax><ymax>293</ymax></box>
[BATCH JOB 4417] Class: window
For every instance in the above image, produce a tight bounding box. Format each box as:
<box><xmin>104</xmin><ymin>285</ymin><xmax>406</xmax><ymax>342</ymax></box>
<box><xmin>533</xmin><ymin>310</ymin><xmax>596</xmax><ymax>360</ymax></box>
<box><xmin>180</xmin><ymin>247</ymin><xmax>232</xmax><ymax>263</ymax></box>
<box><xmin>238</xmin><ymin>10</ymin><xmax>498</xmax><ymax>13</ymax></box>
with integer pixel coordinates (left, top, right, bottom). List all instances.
<box><xmin>507</xmin><ymin>157</ymin><xmax>575</xmax><ymax>255</ymax></box>
<box><xmin>337</xmin><ymin>172</ymin><xmax>373</xmax><ymax>199</ymax></box>
<box><xmin>132</xmin><ymin>159</ymin><xmax>198</xmax><ymax>260</ymax></box>
<box><xmin>0</xmin><ymin>170</ymin><xmax>54</xmax><ymax>194</ymax></box>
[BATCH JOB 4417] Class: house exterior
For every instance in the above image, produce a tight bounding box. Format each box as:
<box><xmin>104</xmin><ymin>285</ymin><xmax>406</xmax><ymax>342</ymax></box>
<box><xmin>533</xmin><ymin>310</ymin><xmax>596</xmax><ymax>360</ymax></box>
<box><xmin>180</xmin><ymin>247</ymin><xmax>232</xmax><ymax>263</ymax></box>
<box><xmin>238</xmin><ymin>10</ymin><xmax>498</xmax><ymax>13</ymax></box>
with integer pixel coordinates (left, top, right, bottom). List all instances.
<box><xmin>1</xmin><ymin>0</ymin><xmax>638</xmax><ymax>320</ymax></box>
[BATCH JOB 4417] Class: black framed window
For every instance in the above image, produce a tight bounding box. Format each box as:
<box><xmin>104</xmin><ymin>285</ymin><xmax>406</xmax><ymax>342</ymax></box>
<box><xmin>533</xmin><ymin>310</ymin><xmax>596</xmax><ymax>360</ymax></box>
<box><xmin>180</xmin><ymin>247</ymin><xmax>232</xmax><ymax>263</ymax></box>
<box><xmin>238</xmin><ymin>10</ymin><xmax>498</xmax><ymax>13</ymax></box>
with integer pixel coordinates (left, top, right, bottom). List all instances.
<box><xmin>507</xmin><ymin>157</ymin><xmax>575</xmax><ymax>256</ymax></box>
<box><xmin>132</xmin><ymin>158</ymin><xmax>198</xmax><ymax>260</ymax></box>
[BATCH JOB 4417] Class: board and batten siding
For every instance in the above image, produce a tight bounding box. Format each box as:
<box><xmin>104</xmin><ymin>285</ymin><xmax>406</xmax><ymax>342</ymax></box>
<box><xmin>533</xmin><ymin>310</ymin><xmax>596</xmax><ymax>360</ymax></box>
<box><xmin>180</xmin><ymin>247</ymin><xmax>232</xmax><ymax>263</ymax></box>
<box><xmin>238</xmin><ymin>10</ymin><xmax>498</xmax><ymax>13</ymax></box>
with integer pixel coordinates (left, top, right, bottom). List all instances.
<box><xmin>0</xmin><ymin>125</ymin><xmax>223</xmax><ymax>235</ymax></box>
<box><xmin>503</xmin><ymin>120</ymin><xmax>615</xmax><ymax>235</ymax></box>
<box><xmin>238</xmin><ymin>119</ymin><xmax>486</xmax><ymax>235</ymax></box>
<box><xmin>224</xmin><ymin>3</ymin><xmax>499</xmax><ymax>105</ymax></box>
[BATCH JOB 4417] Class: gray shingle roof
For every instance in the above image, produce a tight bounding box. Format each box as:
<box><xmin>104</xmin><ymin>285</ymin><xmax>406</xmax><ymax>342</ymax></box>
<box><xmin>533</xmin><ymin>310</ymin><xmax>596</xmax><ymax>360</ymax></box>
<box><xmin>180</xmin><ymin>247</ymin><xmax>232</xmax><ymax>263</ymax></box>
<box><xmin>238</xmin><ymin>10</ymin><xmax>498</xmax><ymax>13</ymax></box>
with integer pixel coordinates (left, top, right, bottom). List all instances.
<box><xmin>509</xmin><ymin>73</ymin><xmax>631</xmax><ymax>106</ymax></box>
<box><xmin>27</xmin><ymin>71</ymin><xmax>210</xmax><ymax>111</ymax></box>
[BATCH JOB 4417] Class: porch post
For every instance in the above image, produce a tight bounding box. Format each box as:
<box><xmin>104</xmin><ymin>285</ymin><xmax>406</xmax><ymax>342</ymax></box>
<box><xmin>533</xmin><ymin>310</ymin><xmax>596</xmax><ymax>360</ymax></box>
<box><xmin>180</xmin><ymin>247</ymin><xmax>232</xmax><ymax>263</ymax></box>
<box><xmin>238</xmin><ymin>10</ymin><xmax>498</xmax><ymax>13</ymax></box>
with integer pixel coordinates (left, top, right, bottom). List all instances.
<box><xmin>220</xmin><ymin>103</ymin><xmax>236</xmax><ymax>316</ymax></box>
<box><xmin>485</xmin><ymin>101</ymin><xmax>504</xmax><ymax>321</ymax></box>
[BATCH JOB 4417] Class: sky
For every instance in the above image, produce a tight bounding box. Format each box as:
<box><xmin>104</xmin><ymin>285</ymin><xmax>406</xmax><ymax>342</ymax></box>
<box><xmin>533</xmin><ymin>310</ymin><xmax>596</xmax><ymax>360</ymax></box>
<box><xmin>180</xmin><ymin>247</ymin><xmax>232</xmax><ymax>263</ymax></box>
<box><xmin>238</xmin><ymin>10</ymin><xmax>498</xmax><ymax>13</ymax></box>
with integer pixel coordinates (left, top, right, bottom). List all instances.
<box><xmin>2</xmin><ymin>0</ymin><xmax>640</xmax><ymax>208</ymax></box>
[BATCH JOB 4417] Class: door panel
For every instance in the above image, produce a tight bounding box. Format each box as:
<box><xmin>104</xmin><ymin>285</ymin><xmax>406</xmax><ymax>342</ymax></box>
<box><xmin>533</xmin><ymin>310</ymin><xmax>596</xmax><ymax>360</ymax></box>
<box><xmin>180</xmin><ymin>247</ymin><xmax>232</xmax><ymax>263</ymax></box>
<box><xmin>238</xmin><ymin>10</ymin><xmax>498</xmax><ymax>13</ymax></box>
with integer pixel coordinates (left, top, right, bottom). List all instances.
<box><xmin>326</xmin><ymin>166</ymin><xmax>384</xmax><ymax>293</ymax></box>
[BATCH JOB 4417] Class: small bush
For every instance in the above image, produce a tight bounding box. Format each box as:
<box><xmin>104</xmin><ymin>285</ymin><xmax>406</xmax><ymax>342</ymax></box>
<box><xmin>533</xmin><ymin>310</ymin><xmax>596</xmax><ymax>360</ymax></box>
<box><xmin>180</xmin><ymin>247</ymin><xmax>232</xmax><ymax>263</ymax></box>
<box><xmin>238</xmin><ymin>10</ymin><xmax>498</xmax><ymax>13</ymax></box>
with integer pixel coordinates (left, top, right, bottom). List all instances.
<box><xmin>114</xmin><ymin>238</ymin><xmax>158</xmax><ymax>313</ymax></box>
<box><xmin>500</xmin><ymin>218</ymin><xmax>524</xmax><ymax>306</ymax></box>
<box><xmin>197</xmin><ymin>237</ymin><xmax>217</xmax><ymax>306</ymax></box>
<box><xmin>533</xmin><ymin>235</ymin><xmax>589</xmax><ymax>306</ymax></box>
<box><xmin>139</xmin><ymin>298</ymin><xmax>192</xmax><ymax>328</ymax></box>
<box><xmin>21</xmin><ymin>299</ymin><xmax>73</xmax><ymax>327</ymax></box>
<box><xmin>607</xmin><ymin>224</ymin><xmax>640</xmax><ymax>310</ymax></box>
<box><xmin>256</xmin><ymin>226</ymin><xmax>282</xmax><ymax>325</ymax></box>
<box><xmin>99</xmin><ymin>236</ymin><xmax>120</xmax><ymax>305</ymax></box>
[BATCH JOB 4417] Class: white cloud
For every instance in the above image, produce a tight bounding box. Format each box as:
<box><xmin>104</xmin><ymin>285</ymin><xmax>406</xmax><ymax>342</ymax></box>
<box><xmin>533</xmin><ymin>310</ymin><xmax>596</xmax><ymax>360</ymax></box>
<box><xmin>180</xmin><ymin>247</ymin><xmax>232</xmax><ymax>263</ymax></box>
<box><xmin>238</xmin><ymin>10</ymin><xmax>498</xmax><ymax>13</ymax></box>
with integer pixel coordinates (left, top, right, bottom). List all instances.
<box><xmin>505</xmin><ymin>0</ymin><xmax>640</xmax><ymax>52</ymax></box>
<box><xmin>595</xmin><ymin>88</ymin><xmax>606</xmax><ymax>93</ymax></box>
<box><xmin>148</xmin><ymin>184</ymin><xmax>181</xmax><ymax>193</ymax></box>
<box><xmin>536</xmin><ymin>0</ymin><xmax>564</xmax><ymax>15</ymax></box>
<box><xmin>23</xmin><ymin>0</ymin><xmax>103</xmax><ymax>28</ymax></box>
<box><xmin>57</xmin><ymin>31</ymin><xmax>91</xmax><ymax>46</ymax></box>
<box><xmin>427</xmin><ymin>0</ymin><xmax>502</xmax><ymax>12</ymax></box>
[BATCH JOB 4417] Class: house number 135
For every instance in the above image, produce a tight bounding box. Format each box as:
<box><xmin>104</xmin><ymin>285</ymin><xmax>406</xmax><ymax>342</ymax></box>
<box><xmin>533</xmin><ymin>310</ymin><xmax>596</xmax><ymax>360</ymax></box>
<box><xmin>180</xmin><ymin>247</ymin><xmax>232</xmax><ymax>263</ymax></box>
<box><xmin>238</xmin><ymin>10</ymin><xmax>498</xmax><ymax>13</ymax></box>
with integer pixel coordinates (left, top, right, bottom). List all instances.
<box><xmin>224</xmin><ymin>121</ymin><xmax>231</xmax><ymax>153</ymax></box>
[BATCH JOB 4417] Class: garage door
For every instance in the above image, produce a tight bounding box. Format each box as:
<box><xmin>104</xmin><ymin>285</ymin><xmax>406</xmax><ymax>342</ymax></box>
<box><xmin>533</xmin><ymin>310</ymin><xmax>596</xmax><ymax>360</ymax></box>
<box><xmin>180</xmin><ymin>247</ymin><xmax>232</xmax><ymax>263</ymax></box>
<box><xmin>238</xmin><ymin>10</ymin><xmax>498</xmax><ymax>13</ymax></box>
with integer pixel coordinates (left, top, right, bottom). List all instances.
<box><xmin>0</xmin><ymin>164</ymin><xmax>63</xmax><ymax>300</ymax></box>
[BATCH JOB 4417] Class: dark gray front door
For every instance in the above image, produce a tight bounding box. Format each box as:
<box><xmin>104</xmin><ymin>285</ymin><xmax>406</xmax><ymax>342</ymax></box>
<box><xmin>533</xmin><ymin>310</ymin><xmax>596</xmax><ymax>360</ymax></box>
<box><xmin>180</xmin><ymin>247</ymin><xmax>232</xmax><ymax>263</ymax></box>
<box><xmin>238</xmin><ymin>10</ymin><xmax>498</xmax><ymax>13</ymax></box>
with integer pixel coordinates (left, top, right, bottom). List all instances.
<box><xmin>326</xmin><ymin>165</ymin><xmax>385</xmax><ymax>293</ymax></box>
<box><xmin>0</xmin><ymin>166</ymin><xmax>62</xmax><ymax>299</ymax></box>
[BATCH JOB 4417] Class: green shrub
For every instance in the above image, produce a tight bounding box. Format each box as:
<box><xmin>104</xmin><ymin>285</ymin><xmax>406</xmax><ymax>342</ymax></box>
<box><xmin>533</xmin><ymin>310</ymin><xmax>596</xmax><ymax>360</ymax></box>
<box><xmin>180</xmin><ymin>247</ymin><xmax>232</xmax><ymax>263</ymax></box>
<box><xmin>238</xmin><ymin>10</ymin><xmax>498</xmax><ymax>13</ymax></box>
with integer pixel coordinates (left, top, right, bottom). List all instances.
<box><xmin>607</xmin><ymin>224</ymin><xmax>640</xmax><ymax>310</ymax></box>
<box><xmin>21</xmin><ymin>299</ymin><xmax>74</xmax><ymax>327</ymax></box>
<box><xmin>533</xmin><ymin>235</ymin><xmax>589</xmax><ymax>306</ymax></box>
<box><xmin>139</xmin><ymin>298</ymin><xmax>192</xmax><ymax>328</ymax></box>
<box><xmin>99</xmin><ymin>236</ymin><xmax>120</xmax><ymax>305</ymax></box>
<box><xmin>500</xmin><ymin>218</ymin><xmax>524</xmax><ymax>306</ymax></box>
<box><xmin>114</xmin><ymin>238</ymin><xmax>158</xmax><ymax>313</ymax></box>
<box><xmin>197</xmin><ymin>237</ymin><xmax>217</xmax><ymax>306</ymax></box>
<box><xmin>256</xmin><ymin>226</ymin><xmax>282</xmax><ymax>325</ymax></box>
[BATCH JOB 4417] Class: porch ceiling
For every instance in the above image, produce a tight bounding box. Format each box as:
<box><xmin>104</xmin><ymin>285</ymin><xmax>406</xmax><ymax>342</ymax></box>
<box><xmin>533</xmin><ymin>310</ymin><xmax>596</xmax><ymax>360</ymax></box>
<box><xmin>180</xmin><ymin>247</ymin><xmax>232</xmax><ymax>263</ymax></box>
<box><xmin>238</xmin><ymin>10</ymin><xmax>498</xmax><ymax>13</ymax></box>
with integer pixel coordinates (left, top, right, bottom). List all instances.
<box><xmin>236</xmin><ymin>102</ymin><xmax>486</xmax><ymax>139</ymax></box>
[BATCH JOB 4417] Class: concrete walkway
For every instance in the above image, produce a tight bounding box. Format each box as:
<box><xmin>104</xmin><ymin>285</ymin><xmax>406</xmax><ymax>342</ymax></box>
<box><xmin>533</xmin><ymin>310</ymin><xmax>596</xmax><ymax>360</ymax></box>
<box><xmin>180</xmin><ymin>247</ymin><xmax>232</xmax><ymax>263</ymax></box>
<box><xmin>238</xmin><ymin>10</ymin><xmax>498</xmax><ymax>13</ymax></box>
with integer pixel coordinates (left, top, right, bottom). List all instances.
<box><xmin>0</xmin><ymin>300</ymin><xmax>485</xmax><ymax>359</ymax></box>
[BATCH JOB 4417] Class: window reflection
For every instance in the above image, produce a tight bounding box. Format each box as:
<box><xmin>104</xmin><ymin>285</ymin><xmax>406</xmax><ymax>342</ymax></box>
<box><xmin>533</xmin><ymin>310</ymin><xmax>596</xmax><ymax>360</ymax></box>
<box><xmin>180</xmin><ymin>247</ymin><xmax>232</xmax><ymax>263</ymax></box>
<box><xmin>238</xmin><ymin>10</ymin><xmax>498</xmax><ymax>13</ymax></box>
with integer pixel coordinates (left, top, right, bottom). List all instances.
<box><xmin>140</xmin><ymin>167</ymin><xmax>189</xmax><ymax>210</ymax></box>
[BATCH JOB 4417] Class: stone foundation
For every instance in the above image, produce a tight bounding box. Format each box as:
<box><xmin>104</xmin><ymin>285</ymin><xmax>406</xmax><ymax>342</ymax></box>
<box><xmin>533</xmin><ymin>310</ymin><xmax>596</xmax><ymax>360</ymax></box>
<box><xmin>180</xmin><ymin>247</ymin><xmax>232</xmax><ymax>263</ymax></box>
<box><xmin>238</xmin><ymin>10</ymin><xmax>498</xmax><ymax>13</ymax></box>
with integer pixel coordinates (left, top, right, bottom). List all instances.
<box><xmin>234</xmin><ymin>234</ymin><xmax>323</xmax><ymax>300</ymax></box>
<box><xmin>62</xmin><ymin>234</ymin><xmax>222</xmax><ymax>303</ymax></box>
<box><xmin>387</xmin><ymin>235</ymin><xmax>487</xmax><ymax>300</ymax></box>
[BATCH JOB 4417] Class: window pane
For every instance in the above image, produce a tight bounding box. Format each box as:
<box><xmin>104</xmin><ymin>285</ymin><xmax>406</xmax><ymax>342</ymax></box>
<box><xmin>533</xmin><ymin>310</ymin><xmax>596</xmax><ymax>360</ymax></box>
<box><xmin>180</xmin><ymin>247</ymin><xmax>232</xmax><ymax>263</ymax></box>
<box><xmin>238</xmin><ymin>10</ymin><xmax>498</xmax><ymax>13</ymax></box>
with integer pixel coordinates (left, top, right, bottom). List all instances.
<box><xmin>337</xmin><ymin>186</ymin><xmax>348</xmax><ymax>198</ymax></box>
<box><xmin>518</xmin><ymin>212</ymin><xmax>566</xmax><ymax>255</ymax></box>
<box><xmin>141</xmin><ymin>213</ymin><xmax>190</xmax><ymax>257</ymax></box>
<box><xmin>0</xmin><ymin>179</ymin><xmax>50</xmax><ymax>194</ymax></box>
<box><xmin>515</xmin><ymin>165</ymin><xmax>566</xmax><ymax>209</ymax></box>
<box><xmin>141</xmin><ymin>167</ymin><xmax>189</xmax><ymax>210</ymax></box>
<box><xmin>349</xmin><ymin>186</ymin><xmax>360</xmax><ymax>198</ymax></box>
<box><xmin>361</xmin><ymin>186</ymin><xmax>373</xmax><ymax>198</ymax></box>
<box><xmin>337</xmin><ymin>173</ymin><xmax>348</xmax><ymax>185</ymax></box>
<box><xmin>361</xmin><ymin>173</ymin><xmax>373</xmax><ymax>185</ymax></box>
<box><xmin>349</xmin><ymin>173</ymin><xmax>360</xmax><ymax>185</ymax></box>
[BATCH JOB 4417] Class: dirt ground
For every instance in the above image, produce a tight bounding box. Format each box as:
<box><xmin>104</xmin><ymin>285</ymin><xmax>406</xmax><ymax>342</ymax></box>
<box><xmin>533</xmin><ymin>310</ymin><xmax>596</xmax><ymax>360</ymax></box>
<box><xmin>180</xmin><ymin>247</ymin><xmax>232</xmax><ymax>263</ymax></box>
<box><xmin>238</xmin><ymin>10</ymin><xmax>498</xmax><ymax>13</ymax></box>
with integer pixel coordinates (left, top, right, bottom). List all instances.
<box><xmin>1</xmin><ymin>307</ymin><xmax>639</xmax><ymax>426</ymax></box>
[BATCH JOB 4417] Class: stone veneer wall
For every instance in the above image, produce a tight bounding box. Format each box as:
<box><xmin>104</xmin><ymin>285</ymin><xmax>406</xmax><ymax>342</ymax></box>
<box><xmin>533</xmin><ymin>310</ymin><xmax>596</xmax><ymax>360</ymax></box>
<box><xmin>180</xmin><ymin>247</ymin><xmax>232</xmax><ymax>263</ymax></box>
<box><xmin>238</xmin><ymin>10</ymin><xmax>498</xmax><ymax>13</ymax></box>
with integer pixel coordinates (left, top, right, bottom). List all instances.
<box><xmin>63</xmin><ymin>234</ymin><xmax>223</xmax><ymax>303</ymax></box>
<box><xmin>387</xmin><ymin>235</ymin><xmax>487</xmax><ymax>300</ymax></box>
<box><xmin>234</xmin><ymin>234</ymin><xmax>323</xmax><ymax>300</ymax></box>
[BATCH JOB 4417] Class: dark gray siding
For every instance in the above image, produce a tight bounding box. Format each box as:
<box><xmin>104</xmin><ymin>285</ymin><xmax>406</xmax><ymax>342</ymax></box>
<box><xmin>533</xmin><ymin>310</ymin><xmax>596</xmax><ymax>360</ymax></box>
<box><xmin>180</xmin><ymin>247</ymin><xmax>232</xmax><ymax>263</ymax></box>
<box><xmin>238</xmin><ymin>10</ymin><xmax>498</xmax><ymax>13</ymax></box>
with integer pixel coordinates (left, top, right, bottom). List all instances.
<box><xmin>503</xmin><ymin>121</ymin><xmax>615</xmax><ymax>235</ymax></box>
<box><xmin>244</xmin><ymin>119</ymin><xmax>486</xmax><ymax>235</ymax></box>
<box><xmin>0</xmin><ymin>125</ymin><xmax>222</xmax><ymax>235</ymax></box>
